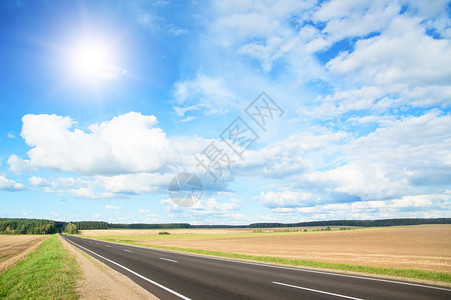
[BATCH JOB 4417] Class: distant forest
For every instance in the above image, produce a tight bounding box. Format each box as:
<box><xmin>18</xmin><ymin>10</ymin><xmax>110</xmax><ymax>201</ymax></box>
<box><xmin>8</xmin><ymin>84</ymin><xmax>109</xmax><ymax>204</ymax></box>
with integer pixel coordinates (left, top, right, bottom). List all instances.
<box><xmin>0</xmin><ymin>218</ymin><xmax>450</xmax><ymax>234</ymax></box>
<box><xmin>0</xmin><ymin>218</ymin><xmax>57</xmax><ymax>234</ymax></box>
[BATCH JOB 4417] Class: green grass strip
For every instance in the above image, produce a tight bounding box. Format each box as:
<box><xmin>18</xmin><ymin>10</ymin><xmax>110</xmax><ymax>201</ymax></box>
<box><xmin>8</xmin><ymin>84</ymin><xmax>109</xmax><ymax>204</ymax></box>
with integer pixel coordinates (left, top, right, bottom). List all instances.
<box><xmin>101</xmin><ymin>239</ymin><xmax>450</xmax><ymax>283</ymax></box>
<box><xmin>0</xmin><ymin>235</ymin><xmax>80</xmax><ymax>299</ymax></box>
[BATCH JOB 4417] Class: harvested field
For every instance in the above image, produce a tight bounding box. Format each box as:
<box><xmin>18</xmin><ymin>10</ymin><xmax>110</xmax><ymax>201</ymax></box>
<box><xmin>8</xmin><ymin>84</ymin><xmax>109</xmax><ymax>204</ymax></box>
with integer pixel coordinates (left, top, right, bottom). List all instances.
<box><xmin>83</xmin><ymin>225</ymin><xmax>451</xmax><ymax>273</ymax></box>
<box><xmin>0</xmin><ymin>235</ymin><xmax>48</xmax><ymax>273</ymax></box>
<box><xmin>79</xmin><ymin>226</ymin><xmax>349</xmax><ymax>237</ymax></box>
<box><xmin>81</xmin><ymin>228</ymin><xmax>258</xmax><ymax>236</ymax></box>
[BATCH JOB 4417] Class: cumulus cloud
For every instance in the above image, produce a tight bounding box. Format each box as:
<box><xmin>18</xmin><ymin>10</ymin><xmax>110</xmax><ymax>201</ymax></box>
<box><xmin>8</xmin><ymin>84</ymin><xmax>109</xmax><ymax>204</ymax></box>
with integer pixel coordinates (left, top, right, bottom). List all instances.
<box><xmin>5</xmin><ymin>1</ymin><xmax>451</xmax><ymax>223</ymax></box>
<box><xmin>105</xmin><ymin>204</ymin><xmax>122</xmax><ymax>210</ymax></box>
<box><xmin>97</xmin><ymin>172</ymin><xmax>174</xmax><ymax>194</ymax></box>
<box><xmin>12</xmin><ymin>112</ymin><xmax>208</xmax><ymax>176</ymax></box>
<box><xmin>233</xmin><ymin>130</ymin><xmax>348</xmax><ymax>178</ymax></box>
<box><xmin>251</xmin><ymin>111</ymin><xmax>451</xmax><ymax>217</ymax></box>
<box><xmin>28</xmin><ymin>176</ymin><xmax>113</xmax><ymax>199</ymax></box>
<box><xmin>0</xmin><ymin>175</ymin><xmax>26</xmax><ymax>191</ymax></box>
<box><xmin>299</xmin><ymin>112</ymin><xmax>451</xmax><ymax>200</ymax></box>
<box><xmin>207</xmin><ymin>0</ymin><xmax>451</xmax><ymax>119</ymax></box>
<box><xmin>256</xmin><ymin>191</ymin><xmax>317</xmax><ymax>208</ymax></box>
<box><xmin>327</xmin><ymin>17</ymin><xmax>451</xmax><ymax>87</ymax></box>
<box><xmin>191</xmin><ymin>197</ymin><xmax>240</xmax><ymax>215</ymax></box>
<box><xmin>313</xmin><ymin>0</ymin><xmax>400</xmax><ymax>47</ymax></box>
<box><xmin>29</xmin><ymin>176</ymin><xmax>49</xmax><ymax>187</ymax></box>
<box><xmin>161</xmin><ymin>196</ymin><xmax>244</xmax><ymax>223</ymax></box>
<box><xmin>8</xmin><ymin>155</ymin><xmax>35</xmax><ymax>174</ymax></box>
<box><xmin>292</xmin><ymin>192</ymin><xmax>451</xmax><ymax>220</ymax></box>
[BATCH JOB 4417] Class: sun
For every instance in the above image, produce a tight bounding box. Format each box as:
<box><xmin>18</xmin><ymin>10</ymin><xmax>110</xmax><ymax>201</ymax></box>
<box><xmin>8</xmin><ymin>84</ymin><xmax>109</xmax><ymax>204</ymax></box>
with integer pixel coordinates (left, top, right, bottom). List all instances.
<box><xmin>67</xmin><ymin>37</ymin><xmax>124</xmax><ymax>81</ymax></box>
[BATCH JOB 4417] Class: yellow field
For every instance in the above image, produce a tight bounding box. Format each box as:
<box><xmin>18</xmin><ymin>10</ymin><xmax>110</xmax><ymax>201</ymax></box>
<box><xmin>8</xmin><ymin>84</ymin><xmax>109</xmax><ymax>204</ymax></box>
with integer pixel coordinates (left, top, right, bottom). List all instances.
<box><xmin>80</xmin><ymin>225</ymin><xmax>451</xmax><ymax>273</ymax></box>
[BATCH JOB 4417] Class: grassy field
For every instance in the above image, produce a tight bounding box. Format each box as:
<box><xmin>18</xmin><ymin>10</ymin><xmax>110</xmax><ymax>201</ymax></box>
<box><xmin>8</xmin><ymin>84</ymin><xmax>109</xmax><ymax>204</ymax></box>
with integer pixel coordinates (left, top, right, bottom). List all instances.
<box><xmin>80</xmin><ymin>224</ymin><xmax>451</xmax><ymax>283</ymax></box>
<box><xmin>0</xmin><ymin>235</ymin><xmax>80</xmax><ymax>299</ymax></box>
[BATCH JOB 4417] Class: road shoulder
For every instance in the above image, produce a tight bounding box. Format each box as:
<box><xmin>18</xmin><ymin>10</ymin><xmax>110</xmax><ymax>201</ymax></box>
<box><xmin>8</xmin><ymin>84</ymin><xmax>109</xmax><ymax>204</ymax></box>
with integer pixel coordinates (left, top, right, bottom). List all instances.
<box><xmin>59</xmin><ymin>235</ymin><xmax>159</xmax><ymax>300</ymax></box>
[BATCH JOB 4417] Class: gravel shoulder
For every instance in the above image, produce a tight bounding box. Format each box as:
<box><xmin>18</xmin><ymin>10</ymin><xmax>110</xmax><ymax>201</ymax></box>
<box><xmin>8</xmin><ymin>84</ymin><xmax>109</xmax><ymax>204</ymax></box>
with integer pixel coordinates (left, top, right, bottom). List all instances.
<box><xmin>59</xmin><ymin>235</ymin><xmax>159</xmax><ymax>300</ymax></box>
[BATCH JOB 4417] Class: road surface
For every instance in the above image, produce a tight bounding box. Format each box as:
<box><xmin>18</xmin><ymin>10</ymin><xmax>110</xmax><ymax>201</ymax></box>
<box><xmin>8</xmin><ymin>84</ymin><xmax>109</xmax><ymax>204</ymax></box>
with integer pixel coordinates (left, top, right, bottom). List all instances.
<box><xmin>61</xmin><ymin>234</ymin><xmax>451</xmax><ymax>300</ymax></box>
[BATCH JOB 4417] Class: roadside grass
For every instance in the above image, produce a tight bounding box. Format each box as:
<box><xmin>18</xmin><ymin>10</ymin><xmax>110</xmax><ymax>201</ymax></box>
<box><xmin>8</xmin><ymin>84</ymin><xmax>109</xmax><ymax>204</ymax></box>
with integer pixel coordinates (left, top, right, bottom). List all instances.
<box><xmin>0</xmin><ymin>235</ymin><xmax>80</xmax><ymax>299</ymax></box>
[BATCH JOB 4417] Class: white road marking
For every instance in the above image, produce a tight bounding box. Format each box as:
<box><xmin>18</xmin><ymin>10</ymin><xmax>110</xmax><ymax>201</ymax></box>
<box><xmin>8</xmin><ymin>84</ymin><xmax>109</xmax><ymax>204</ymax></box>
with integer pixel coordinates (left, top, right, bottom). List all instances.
<box><xmin>123</xmin><ymin>249</ymin><xmax>132</xmax><ymax>253</ymax></box>
<box><xmin>63</xmin><ymin>236</ymin><xmax>191</xmax><ymax>300</ymax></box>
<box><xmin>106</xmin><ymin>245</ymin><xmax>111</xmax><ymax>248</ymax></box>
<box><xmin>273</xmin><ymin>281</ymin><xmax>363</xmax><ymax>300</ymax></box>
<box><xmin>64</xmin><ymin>235</ymin><xmax>451</xmax><ymax>293</ymax></box>
<box><xmin>132</xmin><ymin>245</ymin><xmax>451</xmax><ymax>292</ymax></box>
<box><xmin>160</xmin><ymin>257</ymin><xmax>178</xmax><ymax>263</ymax></box>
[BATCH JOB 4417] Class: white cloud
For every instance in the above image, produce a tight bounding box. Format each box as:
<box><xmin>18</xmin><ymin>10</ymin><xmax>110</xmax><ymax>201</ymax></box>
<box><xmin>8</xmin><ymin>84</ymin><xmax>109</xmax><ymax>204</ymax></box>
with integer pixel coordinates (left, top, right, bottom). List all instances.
<box><xmin>168</xmin><ymin>25</ymin><xmax>188</xmax><ymax>36</ymax></box>
<box><xmin>173</xmin><ymin>73</ymin><xmax>238</xmax><ymax>114</ymax></box>
<box><xmin>189</xmin><ymin>198</ymin><xmax>242</xmax><ymax>221</ymax></box>
<box><xmin>161</xmin><ymin>196</ymin><xmax>242</xmax><ymax>221</ymax></box>
<box><xmin>313</xmin><ymin>0</ymin><xmax>400</xmax><ymax>47</ymax></box>
<box><xmin>28</xmin><ymin>176</ymin><xmax>113</xmax><ymax>199</ymax></box>
<box><xmin>138</xmin><ymin>209</ymin><xmax>157</xmax><ymax>217</ymax></box>
<box><xmin>49</xmin><ymin>211</ymin><xmax>59</xmax><ymax>218</ymax></box>
<box><xmin>29</xmin><ymin>176</ymin><xmax>49</xmax><ymax>187</ymax></box>
<box><xmin>98</xmin><ymin>66</ymin><xmax>127</xmax><ymax>80</ymax></box>
<box><xmin>297</xmin><ymin>111</ymin><xmax>451</xmax><ymax>202</ymax></box>
<box><xmin>299</xmin><ymin>86</ymin><xmax>394</xmax><ymax>118</ymax></box>
<box><xmin>105</xmin><ymin>204</ymin><xmax>122</xmax><ymax>210</ymax></box>
<box><xmin>12</xmin><ymin>112</ymin><xmax>208</xmax><ymax>176</ymax></box>
<box><xmin>234</xmin><ymin>130</ymin><xmax>348</xmax><ymax>178</ymax></box>
<box><xmin>293</xmin><ymin>192</ymin><xmax>451</xmax><ymax>220</ymax></box>
<box><xmin>256</xmin><ymin>191</ymin><xmax>317</xmax><ymax>208</ymax></box>
<box><xmin>0</xmin><ymin>175</ymin><xmax>26</xmax><ymax>191</ymax></box>
<box><xmin>7</xmin><ymin>155</ymin><xmax>35</xmax><ymax>174</ymax></box>
<box><xmin>181</xmin><ymin>116</ymin><xmax>196</xmax><ymax>122</ymax></box>
<box><xmin>97</xmin><ymin>172</ymin><xmax>173</xmax><ymax>194</ymax></box>
<box><xmin>173</xmin><ymin>104</ymin><xmax>203</xmax><ymax>117</ymax></box>
<box><xmin>327</xmin><ymin>17</ymin><xmax>451</xmax><ymax>87</ymax></box>
<box><xmin>92</xmin><ymin>213</ymin><xmax>102</xmax><ymax>220</ymax></box>
<box><xmin>7</xmin><ymin>132</ymin><xmax>15</xmax><ymax>139</ymax></box>
<box><xmin>305</xmin><ymin>163</ymin><xmax>410</xmax><ymax>201</ymax></box>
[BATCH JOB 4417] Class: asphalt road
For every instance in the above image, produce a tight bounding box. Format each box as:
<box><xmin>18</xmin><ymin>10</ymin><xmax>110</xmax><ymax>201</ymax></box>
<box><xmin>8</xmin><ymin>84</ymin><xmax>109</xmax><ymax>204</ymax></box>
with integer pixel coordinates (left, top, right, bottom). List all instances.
<box><xmin>61</xmin><ymin>234</ymin><xmax>451</xmax><ymax>300</ymax></box>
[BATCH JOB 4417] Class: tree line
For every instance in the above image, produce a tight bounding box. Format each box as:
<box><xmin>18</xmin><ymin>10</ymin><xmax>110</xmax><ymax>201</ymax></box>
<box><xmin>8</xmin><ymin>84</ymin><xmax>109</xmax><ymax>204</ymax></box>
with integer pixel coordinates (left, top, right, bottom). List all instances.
<box><xmin>110</xmin><ymin>218</ymin><xmax>451</xmax><ymax>229</ymax></box>
<box><xmin>1</xmin><ymin>218</ymin><xmax>450</xmax><ymax>234</ymax></box>
<box><xmin>0</xmin><ymin>218</ymin><xmax>57</xmax><ymax>234</ymax></box>
<box><xmin>0</xmin><ymin>219</ymin><xmax>108</xmax><ymax>235</ymax></box>
<box><xmin>247</xmin><ymin>218</ymin><xmax>451</xmax><ymax>228</ymax></box>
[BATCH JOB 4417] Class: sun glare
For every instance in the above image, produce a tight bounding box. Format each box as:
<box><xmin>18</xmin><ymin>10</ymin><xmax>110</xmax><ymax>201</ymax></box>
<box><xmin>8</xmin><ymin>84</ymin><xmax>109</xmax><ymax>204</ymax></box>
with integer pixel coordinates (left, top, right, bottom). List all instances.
<box><xmin>67</xmin><ymin>37</ymin><xmax>123</xmax><ymax>81</ymax></box>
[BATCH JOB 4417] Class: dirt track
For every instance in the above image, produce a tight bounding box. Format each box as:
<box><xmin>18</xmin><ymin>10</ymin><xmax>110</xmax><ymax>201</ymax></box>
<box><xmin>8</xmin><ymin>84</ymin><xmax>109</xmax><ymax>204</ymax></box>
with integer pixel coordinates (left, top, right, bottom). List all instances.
<box><xmin>0</xmin><ymin>235</ymin><xmax>48</xmax><ymax>273</ymax></box>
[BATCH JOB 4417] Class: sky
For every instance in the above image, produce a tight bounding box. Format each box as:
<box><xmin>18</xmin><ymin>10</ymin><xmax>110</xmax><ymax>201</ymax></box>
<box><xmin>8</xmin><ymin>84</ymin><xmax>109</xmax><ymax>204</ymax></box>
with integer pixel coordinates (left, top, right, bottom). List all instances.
<box><xmin>0</xmin><ymin>0</ymin><xmax>450</xmax><ymax>225</ymax></box>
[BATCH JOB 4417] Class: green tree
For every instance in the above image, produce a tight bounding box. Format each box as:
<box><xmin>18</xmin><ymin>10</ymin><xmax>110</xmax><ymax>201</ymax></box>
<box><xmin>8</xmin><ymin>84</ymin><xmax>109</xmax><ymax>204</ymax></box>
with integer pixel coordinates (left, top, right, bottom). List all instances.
<box><xmin>64</xmin><ymin>223</ymin><xmax>78</xmax><ymax>234</ymax></box>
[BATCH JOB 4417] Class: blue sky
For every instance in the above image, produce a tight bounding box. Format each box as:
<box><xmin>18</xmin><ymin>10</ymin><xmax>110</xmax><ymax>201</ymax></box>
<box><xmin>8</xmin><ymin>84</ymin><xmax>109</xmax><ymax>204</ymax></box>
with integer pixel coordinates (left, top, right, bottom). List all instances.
<box><xmin>1</xmin><ymin>0</ymin><xmax>450</xmax><ymax>224</ymax></box>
